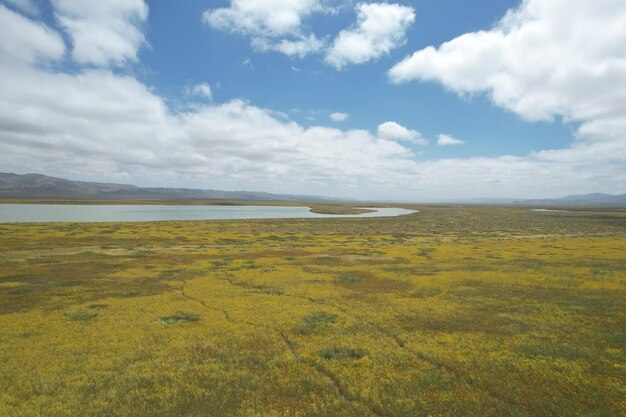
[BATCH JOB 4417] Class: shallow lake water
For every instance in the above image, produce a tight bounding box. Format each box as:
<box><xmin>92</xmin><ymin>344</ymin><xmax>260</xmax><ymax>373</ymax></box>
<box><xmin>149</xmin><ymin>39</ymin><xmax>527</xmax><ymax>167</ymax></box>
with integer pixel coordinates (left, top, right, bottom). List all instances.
<box><xmin>0</xmin><ymin>204</ymin><xmax>417</xmax><ymax>223</ymax></box>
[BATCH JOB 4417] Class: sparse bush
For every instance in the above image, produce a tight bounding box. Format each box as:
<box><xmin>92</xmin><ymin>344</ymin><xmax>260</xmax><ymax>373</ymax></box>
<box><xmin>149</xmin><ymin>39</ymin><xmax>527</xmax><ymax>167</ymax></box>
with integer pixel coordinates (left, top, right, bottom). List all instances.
<box><xmin>335</xmin><ymin>273</ymin><xmax>361</xmax><ymax>284</ymax></box>
<box><xmin>294</xmin><ymin>311</ymin><xmax>339</xmax><ymax>335</ymax></box>
<box><xmin>87</xmin><ymin>303</ymin><xmax>108</xmax><ymax>309</ymax></box>
<box><xmin>65</xmin><ymin>309</ymin><xmax>97</xmax><ymax>321</ymax></box>
<box><xmin>318</xmin><ymin>346</ymin><xmax>367</xmax><ymax>360</ymax></box>
<box><xmin>158</xmin><ymin>312</ymin><xmax>200</xmax><ymax>324</ymax></box>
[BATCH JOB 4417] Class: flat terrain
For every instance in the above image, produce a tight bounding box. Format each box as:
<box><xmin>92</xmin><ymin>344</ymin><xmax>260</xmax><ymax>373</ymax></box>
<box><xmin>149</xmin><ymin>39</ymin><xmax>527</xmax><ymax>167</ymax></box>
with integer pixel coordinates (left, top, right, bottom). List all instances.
<box><xmin>0</xmin><ymin>207</ymin><xmax>625</xmax><ymax>416</ymax></box>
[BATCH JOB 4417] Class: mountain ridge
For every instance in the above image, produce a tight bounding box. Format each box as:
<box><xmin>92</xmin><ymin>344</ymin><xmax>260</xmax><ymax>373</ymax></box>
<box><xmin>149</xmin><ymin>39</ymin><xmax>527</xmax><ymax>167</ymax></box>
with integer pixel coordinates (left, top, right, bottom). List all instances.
<box><xmin>516</xmin><ymin>193</ymin><xmax>626</xmax><ymax>207</ymax></box>
<box><xmin>1</xmin><ymin>172</ymin><xmax>625</xmax><ymax>206</ymax></box>
<box><xmin>0</xmin><ymin>172</ymin><xmax>341</xmax><ymax>202</ymax></box>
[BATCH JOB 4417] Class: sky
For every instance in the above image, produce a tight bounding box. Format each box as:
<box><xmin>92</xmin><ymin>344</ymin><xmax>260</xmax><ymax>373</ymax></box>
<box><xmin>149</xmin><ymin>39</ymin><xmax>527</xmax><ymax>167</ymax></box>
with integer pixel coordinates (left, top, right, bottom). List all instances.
<box><xmin>0</xmin><ymin>0</ymin><xmax>625</xmax><ymax>201</ymax></box>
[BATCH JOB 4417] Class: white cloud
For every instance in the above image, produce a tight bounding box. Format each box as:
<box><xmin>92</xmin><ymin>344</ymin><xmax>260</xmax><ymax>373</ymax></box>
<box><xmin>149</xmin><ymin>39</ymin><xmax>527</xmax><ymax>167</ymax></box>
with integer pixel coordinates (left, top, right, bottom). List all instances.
<box><xmin>51</xmin><ymin>0</ymin><xmax>149</xmax><ymax>66</ymax></box>
<box><xmin>377</xmin><ymin>121</ymin><xmax>426</xmax><ymax>145</ymax></box>
<box><xmin>4</xmin><ymin>0</ymin><xmax>39</xmax><ymax>16</ymax></box>
<box><xmin>251</xmin><ymin>34</ymin><xmax>326</xmax><ymax>58</ymax></box>
<box><xmin>389</xmin><ymin>0</ymin><xmax>626</xmax><ymax>142</ymax></box>
<box><xmin>1</xmin><ymin>1</ymin><xmax>626</xmax><ymax>200</ymax></box>
<box><xmin>325</xmin><ymin>3</ymin><xmax>415</xmax><ymax>69</ymax></box>
<box><xmin>203</xmin><ymin>0</ymin><xmax>323</xmax><ymax>37</ymax></box>
<box><xmin>386</xmin><ymin>0</ymin><xmax>626</xmax><ymax>197</ymax></box>
<box><xmin>188</xmin><ymin>83</ymin><xmax>213</xmax><ymax>101</ymax></box>
<box><xmin>0</xmin><ymin>61</ymin><xmax>424</xmax><ymax>198</ymax></box>
<box><xmin>0</xmin><ymin>5</ymin><xmax>65</xmax><ymax>65</ymax></box>
<box><xmin>329</xmin><ymin>112</ymin><xmax>349</xmax><ymax>122</ymax></box>
<box><xmin>203</xmin><ymin>1</ymin><xmax>415</xmax><ymax>64</ymax></box>
<box><xmin>1</xmin><ymin>55</ymin><xmax>625</xmax><ymax>199</ymax></box>
<box><xmin>203</xmin><ymin>0</ymin><xmax>329</xmax><ymax>58</ymax></box>
<box><xmin>436</xmin><ymin>134</ymin><xmax>464</xmax><ymax>146</ymax></box>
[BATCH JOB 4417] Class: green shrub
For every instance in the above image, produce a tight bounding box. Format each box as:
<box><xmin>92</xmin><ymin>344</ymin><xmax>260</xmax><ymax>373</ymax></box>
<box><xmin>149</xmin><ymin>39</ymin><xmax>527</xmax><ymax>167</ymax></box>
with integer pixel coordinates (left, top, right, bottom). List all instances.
<box><xmin>318</xmin><ymin>346</ymin><xmax>367</xmax><ymax>360</ymax></box>
<box><xmin>294</xmin><ymin>311</ymin><xmax>339</xmax><ymax>335</ymax></box>
<box><xmin>158</xmin><ymin>312</ymin><xmax>200</xmax><ymax>325</ymax></box>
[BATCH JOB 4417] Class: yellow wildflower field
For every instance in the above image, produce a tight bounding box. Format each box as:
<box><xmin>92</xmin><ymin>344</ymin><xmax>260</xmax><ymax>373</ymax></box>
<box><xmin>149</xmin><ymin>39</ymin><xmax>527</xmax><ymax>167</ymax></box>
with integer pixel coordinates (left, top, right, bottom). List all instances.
<box><xmin>0</xmin><ymin>207</ymin><xmax>624</xmax><ymax>416</ymax></box>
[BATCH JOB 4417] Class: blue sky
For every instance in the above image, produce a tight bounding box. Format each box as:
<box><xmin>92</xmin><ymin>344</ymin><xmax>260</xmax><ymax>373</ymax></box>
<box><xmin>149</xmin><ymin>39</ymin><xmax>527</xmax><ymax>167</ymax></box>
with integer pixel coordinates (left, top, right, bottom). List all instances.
<box><xmin>140</xmin><ymin>0</ymin><xmax>573</xmax><ymax>159</ymax></box>
<box><xmin>0</xmin><ymin>0</ymin><xmax>625</xmax><ymax>200</ymax></box>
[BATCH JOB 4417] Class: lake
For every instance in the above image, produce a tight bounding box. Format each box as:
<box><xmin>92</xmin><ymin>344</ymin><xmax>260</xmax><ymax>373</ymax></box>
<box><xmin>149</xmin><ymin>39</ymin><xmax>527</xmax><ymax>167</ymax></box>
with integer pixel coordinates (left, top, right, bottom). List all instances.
<box><xmin>0</xmin><ymin>204</ymin><xmax>417</xmax><ymax>223</ymax></box>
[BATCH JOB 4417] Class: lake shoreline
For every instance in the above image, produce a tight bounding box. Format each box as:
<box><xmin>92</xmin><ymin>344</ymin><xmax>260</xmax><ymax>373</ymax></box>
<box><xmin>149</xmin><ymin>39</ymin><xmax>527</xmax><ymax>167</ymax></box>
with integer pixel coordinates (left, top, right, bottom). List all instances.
<box><xmin>0</xmin><ymin>204</ymin><xmax>417</xmax><ymax>223</ymax></box>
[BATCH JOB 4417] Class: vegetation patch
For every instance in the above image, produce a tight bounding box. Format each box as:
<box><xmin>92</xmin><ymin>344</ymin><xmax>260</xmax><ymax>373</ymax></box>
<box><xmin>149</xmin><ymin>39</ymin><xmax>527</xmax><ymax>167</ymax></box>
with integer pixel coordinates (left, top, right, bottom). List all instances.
<box><xmin>335</xmin><ymin>271</ymin><xmax>411</xmax><ymax>293</ymax></box>
<box><xmin>65</xmin><ymin>309</ymin><xmax>97</xmax><ymax>321</ymax></box>
<box><xmin>335</xmin><ymin>272</ymin><xmax>365</xmax><ymax>284</ymax></box>
<box><xmin>418</xmin><ymin>248</ymin><xmax>435</xmax><ymax>257</ymax></box>
<box><xmin>294</xmin><ymin>311</ymin><xmax>339</xmax><ymax>335</ymax></box>
<box><xmin>57</xmin><ymin>279</ymin><xmax>83</xmax><ymax>287</ymax></box>
<box><xmin>224</xmin><ymin>277</ymin><xmax>284</xmax><ymax>295</ymax></box>
<box><xmin>0</xmin><ymin>281</ymin><xmax>27</xmax><ymax>288</ymax></box>
<box><xmin>118</xmin><ymin>290</ymin><xmax>140</xmax><ymax>298</ymax></box>
<box><xmin>1</xmin><ymin>207</ymin><xmax>625</xmax><ymax>416</ymax></box>
<box><xmin>158</xmin><ymin>311</ymin><xmax>200</xmax><ymax>325</ymax></box>
<box><xmin>411</xmin><ymin>286</ymin><xmax>443</xmax><ymax>298</ymax></box>
<box><xmin>86</xmin><ymin>303</ymin><xmax>108</xmax><ymax>309</ymax></box>
<box><xmin>318</xmin><ymin>346</ymin><xmax>368</xmax><ymax>361</ymax></box>
<box><xmin>210</xmin><ymin>260</ymin><xmax>231</xmax><ymax>270</ymax></box>
<box><xmin>397</xmin><ymin>306</ymin><xmax>532</xmax><ymax>336</ymax></box>
<box><xmin>513</xmin><ymin>341</ymin><xmax>589</xmax><ymax>360</ymax></box>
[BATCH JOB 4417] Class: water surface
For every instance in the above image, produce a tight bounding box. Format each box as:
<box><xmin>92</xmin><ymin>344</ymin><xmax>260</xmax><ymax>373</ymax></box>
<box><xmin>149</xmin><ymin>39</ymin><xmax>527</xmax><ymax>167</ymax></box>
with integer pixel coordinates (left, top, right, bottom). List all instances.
<box><xmin>0</xmin><ymin>204</ymin><xmax>416</xmax><ymax>223</ymax></box>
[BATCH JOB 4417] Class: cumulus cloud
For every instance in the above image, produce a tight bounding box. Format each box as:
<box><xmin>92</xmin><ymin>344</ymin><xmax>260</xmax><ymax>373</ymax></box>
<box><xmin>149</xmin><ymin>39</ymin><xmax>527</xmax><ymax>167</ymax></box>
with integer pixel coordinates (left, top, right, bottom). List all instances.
<box><xmin>2</xmin><ymin>54</ymin><xmax>625</xmax><ymax>198</ymax></box>
<box><xmin>0</xmin><ymin>61</ymin><xmax>421</xmax><ymax>197</ymax></box>
<box><xmin>389</xmin><ymin>0</ymin><xmax>626</xmax><ymax>138</ymax></box>
<box><xmin>325</xmin><ymin>3</ymin><xmax>415</xmax><ymax>69</ymax></box>
<box><xmin>51</xmin><ymin>0</ymin><xmax>149</xmax><ymax>66</ymax></box>
<box><xmin>377</xmin><ymin>121</ymin><xmax>426</xmax><ymax>145</ymax></box>
<box><xmin>188</xmin><ymin>83</ymin><xmax>213</xmax><ymax>101</ymax></box>
<box><xmin>203</xmin><ymin>0</ymin><xmax>329</xmax><ymax>58</ymax></box>
<box><xmin>203</xmin><ymin>0</ymin><xmax>323</xmax><ymax>37</ymax></box>
<box><xmin>2</xmin><ymin>2</ymin><xmax>626</xmax><ymax>200</ymax></box>
<box><xmin>436</xmin><ymin>134</ymin><xmax>464</xmax><ymax>146</ymax></box>
<box><xmin>203</xmin><ymin>1</ymin><xmax>414</xmax><ymax>65</ymax></box>
<box><xmin>329</xmin><ymin>112</ymin><xmax>349</xmax><ymax>122</ymax></box>
<box><xmin>387</xmin><ymin>0</ymin><xmax>626</xmax><ymax>197</ymax></box>
<box><xmin>0</xmin><ymin>5</ymin><xmax>65</xmax><ymax>65</ymax></box>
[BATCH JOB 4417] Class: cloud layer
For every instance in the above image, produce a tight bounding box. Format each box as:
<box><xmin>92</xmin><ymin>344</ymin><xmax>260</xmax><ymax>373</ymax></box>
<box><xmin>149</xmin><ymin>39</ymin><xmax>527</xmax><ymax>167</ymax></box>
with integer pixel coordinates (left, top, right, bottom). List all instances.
<box><xmin>204</xmin><ymin>1</ymin><xmax>415</xmax><ymax>66</ymax></box>
<box><xmin>52</xmin><ymin>0</ymin><xmax>148</xmax><ymax>66</ymax></box>
<box><xmin>389</xmin><ymin>0</ymin><xmax>626</xmax><ymax>141</ymax></box>
<box><xmin>0</xmin><ymin>5</ymin><xmax>421</xmax><ymax>197</ymax></box>
<box><xmin>203</xmin><ymin>0</ymin><xmax>329</xmax><ymax>58</ymax></box>
<box><xmin>1</xmin><ymin>0</ymin><xmax>625</xmax><ymax>200</ymax></box>
<box><xmin>0</xmin><ymin>5</ymin><xmax>65</xmax><ymax>64</ymax></box>
<box><xmin>387</xmin><ymin>0</ymin><xmax>626</xmax><ymax>197</ymax></box>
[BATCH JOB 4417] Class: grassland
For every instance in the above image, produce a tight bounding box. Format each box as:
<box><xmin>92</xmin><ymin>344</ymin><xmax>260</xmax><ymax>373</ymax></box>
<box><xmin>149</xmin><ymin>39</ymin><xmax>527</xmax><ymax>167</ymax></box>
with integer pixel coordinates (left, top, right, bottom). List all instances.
<box><xmin>0</xmin><ymin>206</ymin><xmax>624</xmax><ymax>416</ymax></box>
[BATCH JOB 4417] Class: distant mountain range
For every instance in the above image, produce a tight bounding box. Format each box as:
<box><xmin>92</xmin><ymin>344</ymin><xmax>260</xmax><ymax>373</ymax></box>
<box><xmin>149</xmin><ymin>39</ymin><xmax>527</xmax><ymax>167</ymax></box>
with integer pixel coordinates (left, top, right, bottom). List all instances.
<box><xmin>1</xmin><ymin>172</ymin><xmax>625</xmax><ymax>207</ymax></box>
<box><xmin>439</xmin><ymin>194</ymin><xmax>626</xmax><ymax>207</ymax></box>
<box><xmin>514</xmin><ymin>193</ymin><xmax>626</xmax><ymax>207</ymax></box>
<box><xmin>0</xmin><ymin>172</ymin><xmax>338</xmax><ymax>202</ymax></box>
